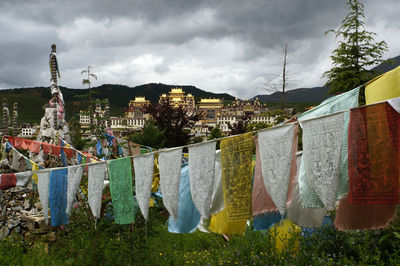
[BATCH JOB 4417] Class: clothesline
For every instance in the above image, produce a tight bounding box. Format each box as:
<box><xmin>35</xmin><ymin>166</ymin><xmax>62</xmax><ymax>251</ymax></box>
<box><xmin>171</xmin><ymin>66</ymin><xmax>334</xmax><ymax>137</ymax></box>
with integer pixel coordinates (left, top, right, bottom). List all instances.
<box><xmin>56</xmin><ymin>134</ymin><xmax>100</xmax><ymax>161</ymax></box>
<box><xmin>2</xmin><ymin>92</ymin><xmax>399</xmax><ymax>233</ymax></box>
<box><xmin>4</xmin><ymin>96</ymin><xmax>391</xmax><ymax>175</ymax></box>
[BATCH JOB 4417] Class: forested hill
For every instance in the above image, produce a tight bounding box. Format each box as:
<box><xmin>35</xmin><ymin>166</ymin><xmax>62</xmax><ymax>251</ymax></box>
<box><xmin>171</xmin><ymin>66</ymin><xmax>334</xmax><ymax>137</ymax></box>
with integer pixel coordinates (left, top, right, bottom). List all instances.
<box><xmin>0</xmin><ymin>83</ymin><xmax>236</xmax><ymax>123</ymax></box>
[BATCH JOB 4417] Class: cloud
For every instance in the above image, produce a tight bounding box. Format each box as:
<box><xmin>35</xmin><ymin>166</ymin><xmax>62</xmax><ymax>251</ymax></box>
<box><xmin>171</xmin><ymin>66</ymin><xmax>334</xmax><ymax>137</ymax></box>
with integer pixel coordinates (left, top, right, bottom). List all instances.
<box><xmin>0</xmin><ymin>0</ymin><xmax>399</xmax><ymax>99</ymax></box>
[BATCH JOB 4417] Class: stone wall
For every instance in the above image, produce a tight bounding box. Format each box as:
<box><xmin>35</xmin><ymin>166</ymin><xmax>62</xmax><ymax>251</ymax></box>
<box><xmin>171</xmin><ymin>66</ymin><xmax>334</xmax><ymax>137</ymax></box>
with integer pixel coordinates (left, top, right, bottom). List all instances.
<box><xmin>0</xmin><ymin>186</ymin><xmax>45</xmax><ymax>241</ymax></box>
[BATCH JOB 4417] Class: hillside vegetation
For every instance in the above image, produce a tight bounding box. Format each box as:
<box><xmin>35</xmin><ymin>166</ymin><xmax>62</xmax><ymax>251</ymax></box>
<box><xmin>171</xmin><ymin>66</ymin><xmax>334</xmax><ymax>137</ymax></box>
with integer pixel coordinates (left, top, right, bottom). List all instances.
<box><xmin>0</xmin><ymin>83</ymin><xmax>235</xmax><ymax>124</ymax></box>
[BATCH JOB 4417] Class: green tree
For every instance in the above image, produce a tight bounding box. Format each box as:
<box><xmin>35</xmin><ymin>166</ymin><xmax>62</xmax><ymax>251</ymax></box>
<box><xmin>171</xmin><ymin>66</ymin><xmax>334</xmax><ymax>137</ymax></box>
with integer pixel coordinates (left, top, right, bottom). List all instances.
<box><xmin>68</xmin><ymin>116</ymin><xmax>90</xmax><ymax>151</ymax></box>
<box><xmin>245</xmin><ymin>122</ymin><xmax>271</xmax><ymax>132</ymax></box>
<box><xmin>129</xmin><ymin>119</ymin><xmax>166</xmax><ymax>149</ymax></box>
<box><xmin>208</xmin><ymin>125</ymin><xmax>225</xmax><ymax>140</ymax></box>
<box><xmin>144</xmin><ymin>100</ymin><xmax>203</xmax><ymax>148</ymax></box>
<box><xmin>323</xmin><ymin>0</ymin><xmax>388</xmax><ymax>94</ymax></box>
<box><xmin>207</xmin><ymin>125</ymin><xmax>224</xmax><ymax>149</ymax></box>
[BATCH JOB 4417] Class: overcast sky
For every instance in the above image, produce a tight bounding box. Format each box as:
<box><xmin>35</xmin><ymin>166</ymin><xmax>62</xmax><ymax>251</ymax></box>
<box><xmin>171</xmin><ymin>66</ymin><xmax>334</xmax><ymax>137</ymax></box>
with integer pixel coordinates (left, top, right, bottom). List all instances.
<box><xmin>1</xmin><ymin>0</ymin><xmax>399</xmax><ymax>99</ymax></box>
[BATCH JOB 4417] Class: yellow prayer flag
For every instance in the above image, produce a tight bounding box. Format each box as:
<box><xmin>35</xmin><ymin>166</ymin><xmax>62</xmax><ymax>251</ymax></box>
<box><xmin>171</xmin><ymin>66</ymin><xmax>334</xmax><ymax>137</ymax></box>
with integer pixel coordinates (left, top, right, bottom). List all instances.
<box><xmin>269</xmin><ymin>219</ymin><xmax>301</xmax><ymax>253</ymax></box>
<box><xmin>208</xmin><ymin>208</ymin><xmax>247</xmax><ymax>235</ymax></box>
<box><xmin>32</xmin><ymin>163</ymin><xmax>39</xmax><ymax>184</ymax></box>
<box><xmin>151</xmin><ymin>154</ymin><xmax>160</xmax><ymax>193</ymax></box>
<box><xmin>365</xmin><ymin>66</ymin><xmax>400</xmax><ymax>104</ymax></box>
<box><xmin>220</xmin><ymin>133</ymin><xmax>254</xmax><ymax>222</ymax></box>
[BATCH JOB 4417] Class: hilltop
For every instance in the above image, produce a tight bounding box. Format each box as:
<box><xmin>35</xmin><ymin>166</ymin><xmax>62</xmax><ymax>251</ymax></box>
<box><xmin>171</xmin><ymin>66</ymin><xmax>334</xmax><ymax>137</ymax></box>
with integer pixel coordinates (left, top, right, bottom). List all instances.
<box><xmin>0</xmin><ymin>83</ymin><xmax>236</xmax><ymax>123</ymax></box>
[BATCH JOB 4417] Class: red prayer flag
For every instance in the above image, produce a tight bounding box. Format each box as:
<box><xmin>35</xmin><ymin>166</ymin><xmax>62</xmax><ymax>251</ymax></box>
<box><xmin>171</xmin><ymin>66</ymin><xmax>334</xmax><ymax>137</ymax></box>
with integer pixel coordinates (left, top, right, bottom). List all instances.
<box><xmin>348</xmin><ymin>103</ymin><xmax>400</xmax><ymax>204</ymax></box>
<box><xmin>14</xmin><ymin>137</ymin><xmax>24</xmax><ymax>149</ymax></box>
<box><xmin>334</xmin><ymin>195</ymin><xmax>396</xmax><ymax>231</ymax></box>
<box><xmin>64</xmin><ymin>148</ymin><xmax>75</xmax><ymax>158</ymax></box>
<box><xmin>42</xmin><ymin>143</ymin><xmax>52</xmax><ymax>154</ymax></box>
<box><xmin>6</xmin><ymin>136</ymin><xmax>15</xmax><ymax>147</ymax></box>
<box><xmin>21</xmin><ymin>139</ymin><xmax>32</xmax><ymax>150</ymax></box>
<box><xmin>51</xmin><ymin>145</ymin><xmax>61</xmax><ymax>156</ymax></box>
<box><xmin>29</xmin><ymin>141</ymin><xmax>41</xmax><ymax>153</ymax></box>
<box><xmin>0</xmin><ymin>173</ymin><xmax>16</xmax><ymax>190</ymax></box>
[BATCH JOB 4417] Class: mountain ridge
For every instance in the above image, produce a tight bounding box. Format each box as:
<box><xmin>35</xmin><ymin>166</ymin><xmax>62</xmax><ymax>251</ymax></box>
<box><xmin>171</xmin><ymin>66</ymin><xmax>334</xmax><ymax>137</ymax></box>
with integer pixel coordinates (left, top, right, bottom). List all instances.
<box><xmin>253</xmin><ymin>55</ymin><xmax>400</xmax><ymax>103</ymax></box>
<box><xmin>0</xmin><ymin>83</ymin><xmax>236</xmax><ymax>123</ymax></box>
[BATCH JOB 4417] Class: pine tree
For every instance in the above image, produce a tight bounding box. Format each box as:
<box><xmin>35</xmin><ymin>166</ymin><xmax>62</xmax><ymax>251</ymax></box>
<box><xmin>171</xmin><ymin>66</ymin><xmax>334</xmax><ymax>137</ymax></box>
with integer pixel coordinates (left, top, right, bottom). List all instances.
<box><xmin>323</xmin><ymin>0</ymin><xmax>388</xmax><ymax>94</ymax></box>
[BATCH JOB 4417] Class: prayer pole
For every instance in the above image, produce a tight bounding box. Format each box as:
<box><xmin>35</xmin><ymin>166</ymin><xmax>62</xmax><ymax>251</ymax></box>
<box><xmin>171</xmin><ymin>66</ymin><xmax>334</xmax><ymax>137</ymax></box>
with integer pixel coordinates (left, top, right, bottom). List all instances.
<box><xmin>12</xmin><ymin>102</ymin><xmax>18</xmax><ymax>137</ymax></box>
<box><xmin>2</xmin><ymin>99</ymin><xmax>9</xmax><ymax>136</ymax></box>
<box><xmin>36</xmin><ymin>44</ymin><xmax>71</xmax><ymax>146</ymax></box>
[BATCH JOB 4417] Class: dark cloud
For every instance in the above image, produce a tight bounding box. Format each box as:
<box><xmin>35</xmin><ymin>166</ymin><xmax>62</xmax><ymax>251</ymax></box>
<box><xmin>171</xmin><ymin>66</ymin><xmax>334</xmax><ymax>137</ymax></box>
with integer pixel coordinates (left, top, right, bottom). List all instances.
<box><xmin>0</xmin><ymin>0</ymin><xmax>399</xmax><ymax>98</ymax></box>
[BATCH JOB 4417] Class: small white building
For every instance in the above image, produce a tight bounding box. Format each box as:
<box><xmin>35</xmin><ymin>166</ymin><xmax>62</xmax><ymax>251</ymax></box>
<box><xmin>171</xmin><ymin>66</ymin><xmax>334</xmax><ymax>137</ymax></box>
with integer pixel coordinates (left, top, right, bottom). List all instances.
<box><xmin>216</xmin><ymin>115</ymin><xmax>237</xmax><ymax>133</ymax></box>
<box><xmin>110</xmin><ymin>117</ymin><xmax>146</xmax><ymax>130</ymax></box>
<box><xmin>79</xmin><ymin>111</ymin><xmax>91</xmax><ymax>128</ymax></box>
<box><xmin>251</xmin><ymin>115</ymin><xmax>276</xmax><ymax>125</ymax></box>
<box><xmin>19</xmin><ymin>126</ymin><xmax>37</xmax><ymax>137</ymax></box>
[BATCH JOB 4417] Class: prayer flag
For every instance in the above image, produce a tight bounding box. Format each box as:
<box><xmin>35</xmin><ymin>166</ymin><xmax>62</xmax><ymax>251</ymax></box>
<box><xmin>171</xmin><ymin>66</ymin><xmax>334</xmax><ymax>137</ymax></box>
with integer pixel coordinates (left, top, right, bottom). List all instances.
<box><xmin>15</xmin><ymin>172</ymin><xmax>33</xmax><ymax>187</ymax></box>
<box><xmin>252</xmin><ymin>135</ymin><xmax>278</xmax><ymax>215</ymax></box>
<box><xmin>210</xmin><ymin>151</ymin><xmax>224</xmax><ymax>215</ymax></box>
<box><xmin>37</xmin><ymin>171</ymin><xmax>51</xmax><ymax>224</ymax></box>
<box><xmin>159</xmin><ymin>148</ymin><xmax>182</xmax><ymax>220</ymax></box>
<box><xmin>258</xmin><ymin>124</ymin><xmax>297</xmax><ymax>214</ymax></box>
<box><xmin>334</xmin><ymin>195</ymin><xmax>397</xmax><ymax>231</ymax></box>
<box><xmin>348</xmin><ymin>103</ymin><xmax>400</xmax><ymax>204</ymax></box>
<box><xmin>49</xmin><ymin>169</ymin><xmax>69</xmax><ymax>226</ymax></box>
<box><xmin>189</xmin><ymin>141</ymin><xmax>216</xmax><ymax>218</ymax></box>
<box><xmin>220</xmin><ymin>133</ymin><xmax>254</xmax><ymax>221</ymax></box>
<box><xmin>287</xmin><ymin>152</ymin><xmax>326</xmax><ymax>228</ymax></box>
<box><xmin>168</xmin><ymin>163</ymin><xmax>201</xmax><ymax>233</ymax></box>
<box><xmin>298</xmin><ymin>86</ymin><xmax>360</xmax><ymax>201</ymax></box>
<box><xmin>365</xmin><ymin>65</ymin><xmax>400</xmax><ymax>104</ymax></box>
<box><xmin>29</xmin><ymin>141</ymin><xmax>41</xmax><ymax>153</ymax></box>
<box><xmin>301</xmin><ymin>112</ymin><xmax>344</xmax><ymax>210</ymax></box>
<box><xmin>108</xmin><ymin>157</ymin><xmax>135</xmax><ymax>224</ymax></box>
<box><xmin>66</xmin><ymin>165</ymin><xmax>84</xmax><ymax>215</ymax></box>
<box><xmin>134</xmin><ymin>153</ymin><xmax>154</xmax><ymax>221</ymax></box>
<box><xmin>0</xmin><ymin>173</ymin><xmax>16</xmax><ymax>190</ymax></box>
<box><xmin>88</xmin><ymin>162</ymin><xmax>106</xmax><ymax>219</ymax></box>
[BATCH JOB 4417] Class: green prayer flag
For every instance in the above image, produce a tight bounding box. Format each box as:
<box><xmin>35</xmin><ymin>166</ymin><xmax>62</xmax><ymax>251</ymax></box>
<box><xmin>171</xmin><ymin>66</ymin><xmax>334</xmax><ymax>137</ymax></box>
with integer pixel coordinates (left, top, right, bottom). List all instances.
<box><xmin>108</xmin><ymin>157</ymin><xmax>135</xmax><ymax>224</ymax></box>
<box><xmin>298</xmin><ymin>86</ymin><xmax>360</xmax><ymax>203</ymax></box>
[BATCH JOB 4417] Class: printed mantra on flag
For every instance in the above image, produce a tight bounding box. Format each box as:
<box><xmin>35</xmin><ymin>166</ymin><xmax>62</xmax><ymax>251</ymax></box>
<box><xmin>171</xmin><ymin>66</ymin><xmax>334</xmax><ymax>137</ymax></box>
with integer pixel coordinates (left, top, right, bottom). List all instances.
<box><xmin>221</xmin><ymin>134</ymin><xmax>253</xmax><ymax>222</ymax></box>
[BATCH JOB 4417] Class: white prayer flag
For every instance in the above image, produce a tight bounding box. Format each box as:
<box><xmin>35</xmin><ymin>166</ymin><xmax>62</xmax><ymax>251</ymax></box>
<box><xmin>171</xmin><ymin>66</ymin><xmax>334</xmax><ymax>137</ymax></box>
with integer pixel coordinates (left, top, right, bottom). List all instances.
<box><xmin>88</xmin><ymin>162</ymin><xmax>106</xmax><ymax>219</ymax></box>
<box><xmin>388</xmin><ymin>96</ymin><xmax>400</xmax><ymax>113</ymax></box>
<box><xmin>37</xmin><ymin>170</ymin><xmax>51</xmax><ymax>225</ymax></box>
<box><xmin>11</xmin><ymin>149</ymin><xmax>20</xmax><ymax>171</ymax></box>
<box><xmin>210</xmin><ymin>150</ymin><xmax>224</xmax><ymax>215</ymax></box>
<box><xmin>134</xmin><ymin>153</ymin><xmax>155</xmax><ymax>221</ymax></box>
<box><xmin>301</xmin><ymin>112</ymin><xmax>344</xmax><ymax>211</ymax></box>
<box><xmin>159</xmin><ymin>148</ymin><xmax>182</xmax><ymax>220</ymax></box>
<box><xmin>66</xmin><ymin>165</ymin><xmax>84</xmax><ymax>215</ymax></box>
<box><xmin>189</xmin><ymin>141</ymin><xmax>216</xmax><ymax>218</ymax></box>
<box><xmin>258</xmin><ymin>124</ymin><xmax>297</xmax><ymax>215</ymax></box>
<box><xmin>15</xmin><ymin>172</ymin><xmax>32</xmax><ymax>187</ymax></box>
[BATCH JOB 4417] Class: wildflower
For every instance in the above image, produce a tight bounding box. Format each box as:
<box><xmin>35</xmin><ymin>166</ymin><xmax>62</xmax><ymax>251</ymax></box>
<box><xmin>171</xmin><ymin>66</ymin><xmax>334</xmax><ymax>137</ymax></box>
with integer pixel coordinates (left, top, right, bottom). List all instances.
<box><xmin>159</xmin><ymin>253</ymin><xmax>162</xmax><ymax>256</ymax></box>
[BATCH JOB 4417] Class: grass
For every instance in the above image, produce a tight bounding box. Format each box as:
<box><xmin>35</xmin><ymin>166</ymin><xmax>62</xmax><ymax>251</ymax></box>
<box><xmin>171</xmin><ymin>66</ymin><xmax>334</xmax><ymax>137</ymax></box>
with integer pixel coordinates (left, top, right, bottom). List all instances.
<box><xmin>1</xmin><ymin>201</ymin><xmax>400</xmax><ymax>265</ymax></box>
